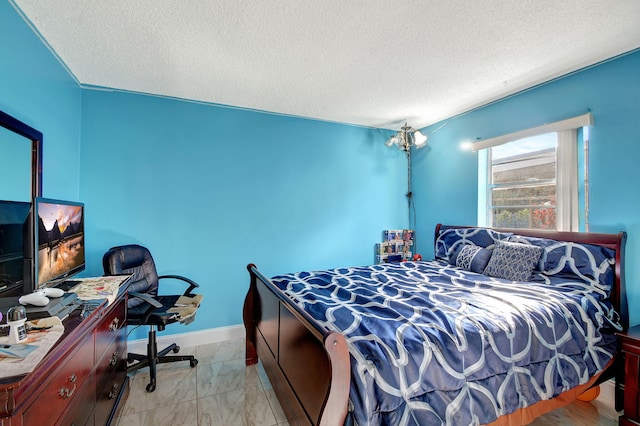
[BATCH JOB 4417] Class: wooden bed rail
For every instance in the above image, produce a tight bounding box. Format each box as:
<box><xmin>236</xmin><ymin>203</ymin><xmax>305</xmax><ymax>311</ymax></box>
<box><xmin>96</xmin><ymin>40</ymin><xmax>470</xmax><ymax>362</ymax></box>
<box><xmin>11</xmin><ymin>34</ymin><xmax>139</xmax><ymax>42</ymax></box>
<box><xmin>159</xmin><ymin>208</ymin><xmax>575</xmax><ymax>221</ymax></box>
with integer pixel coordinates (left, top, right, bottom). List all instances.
<box><xmin>243</xmin><ymin>264</ymin><xmax>350</xmax><ymax>425</ymax></box>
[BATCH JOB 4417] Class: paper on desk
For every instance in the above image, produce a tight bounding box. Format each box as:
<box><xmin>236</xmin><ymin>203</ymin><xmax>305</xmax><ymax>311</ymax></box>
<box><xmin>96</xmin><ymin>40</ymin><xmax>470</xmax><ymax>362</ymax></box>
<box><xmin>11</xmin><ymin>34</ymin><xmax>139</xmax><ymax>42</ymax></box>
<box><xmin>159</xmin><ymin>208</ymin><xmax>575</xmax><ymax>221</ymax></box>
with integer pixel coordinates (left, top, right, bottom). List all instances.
<box><xmin>0</xmin><ymin>316</ymin><xmax>64</xmax><ymax>379</ymax></box>
<box><xmin>72</xmin><ymin>276</ymin><xmax>129</xmax><ymax>306</ymax></box>
<box><xmin>0</xmin><ymin>343</ymin><xmax>38</xmax><ymax>358</ymax></box>
<box><xmin>27</xmin><ymin>316</ymin><xmax>64</xmax><ymax>332</ymax></box>
<box><xmin>168</xmin><ymin>294</ymin><xmax>203</xmax><ymax>324</ymax></box>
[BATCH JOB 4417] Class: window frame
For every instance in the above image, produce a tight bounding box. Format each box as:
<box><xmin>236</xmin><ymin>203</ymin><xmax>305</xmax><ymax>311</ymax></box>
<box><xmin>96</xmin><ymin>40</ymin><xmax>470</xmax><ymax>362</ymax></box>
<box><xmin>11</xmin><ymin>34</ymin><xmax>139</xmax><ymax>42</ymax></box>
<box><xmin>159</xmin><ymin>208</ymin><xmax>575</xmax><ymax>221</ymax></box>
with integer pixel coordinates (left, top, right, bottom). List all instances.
<box><xmin>475</xmin><ymin>113</ymin><xmax>590</xmax><ymax>232</ymax></box>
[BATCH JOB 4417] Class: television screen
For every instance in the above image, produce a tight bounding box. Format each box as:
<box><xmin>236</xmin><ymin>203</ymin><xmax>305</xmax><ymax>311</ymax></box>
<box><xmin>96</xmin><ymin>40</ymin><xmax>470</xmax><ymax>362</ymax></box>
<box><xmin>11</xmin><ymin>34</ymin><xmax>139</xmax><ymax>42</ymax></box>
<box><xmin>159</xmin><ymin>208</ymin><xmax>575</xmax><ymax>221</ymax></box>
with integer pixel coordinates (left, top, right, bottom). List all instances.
<box><xmin>32</xmin><ymin>197</ymin><xmax>85</xmax><ymax>289</ymax></box>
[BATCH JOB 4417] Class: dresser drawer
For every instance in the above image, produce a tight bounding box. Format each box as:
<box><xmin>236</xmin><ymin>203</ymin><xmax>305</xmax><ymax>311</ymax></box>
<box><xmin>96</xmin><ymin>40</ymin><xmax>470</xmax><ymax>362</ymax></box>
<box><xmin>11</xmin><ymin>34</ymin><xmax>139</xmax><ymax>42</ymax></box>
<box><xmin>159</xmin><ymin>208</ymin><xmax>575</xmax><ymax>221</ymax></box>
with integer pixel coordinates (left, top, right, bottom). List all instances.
<box><xmin>95</xmin><ymin>368</ymin><xmax>127</xmax><ymax>425</ymax></box>
<box><xmin>22</xmin><ymin>334</ymin><xmax>94</xmax><ymax>425</ymax></box>
<box><xmin>95</xmin><ymin>329</ymin><xmax>126</xmax><ymax>397</ymax></box>
<box><xmin>57</xmin><ymin>373</ymin><xmax>96</xmax><ymax>426</ymax></box>
<box><xmin>95</xmin><ymin>299</ymin><xmax>126</xmax><ymax>361</ymax></box>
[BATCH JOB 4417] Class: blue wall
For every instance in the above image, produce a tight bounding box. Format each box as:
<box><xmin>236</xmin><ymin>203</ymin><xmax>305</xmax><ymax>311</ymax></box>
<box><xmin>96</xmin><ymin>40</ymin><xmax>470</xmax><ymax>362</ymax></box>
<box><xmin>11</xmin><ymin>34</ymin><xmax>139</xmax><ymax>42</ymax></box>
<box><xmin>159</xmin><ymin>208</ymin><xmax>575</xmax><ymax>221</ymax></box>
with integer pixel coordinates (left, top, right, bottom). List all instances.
<box><xmin>79</xmin><ymin>91</ymin><xmax>405</xmax><ymax>337</ymax></box>
<box><xmin>5</xmin><ymin>0</ymin><xmax>640</xmax><ymax>335</ymax></box>
<box><xmin>0</xmin><ymin>2</ymin><xmax>82</xmax><ymax>201</ymax></box>
<box><xmin>2</xmin><ymin>3</ymin><xmax>406</xmax><ymax>338</ymax></box>
<box><xmin>414</xmin><ymin>50</ymin><xmax>640</xmax><ymax>326</ymax></box>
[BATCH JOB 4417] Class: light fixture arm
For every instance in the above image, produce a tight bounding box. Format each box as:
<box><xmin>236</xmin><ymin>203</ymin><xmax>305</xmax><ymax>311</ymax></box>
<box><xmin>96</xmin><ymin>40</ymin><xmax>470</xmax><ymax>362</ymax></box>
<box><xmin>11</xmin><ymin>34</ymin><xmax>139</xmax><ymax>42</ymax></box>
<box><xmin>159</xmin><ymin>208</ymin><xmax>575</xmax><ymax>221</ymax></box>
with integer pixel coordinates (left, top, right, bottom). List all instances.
<box><xmin>400</xmin><ymin>123</ymin><xmax>412</xmax><ymax>153</ymax></box>
<box><xmin>384</xmin><ymin>121</ymin><xmax>426</xmax><ymax>239</ymax></box>
<box><xmin>384</xmin><ymin>122</ymin><xmax>427</xmax><ymax>153</ymax></box>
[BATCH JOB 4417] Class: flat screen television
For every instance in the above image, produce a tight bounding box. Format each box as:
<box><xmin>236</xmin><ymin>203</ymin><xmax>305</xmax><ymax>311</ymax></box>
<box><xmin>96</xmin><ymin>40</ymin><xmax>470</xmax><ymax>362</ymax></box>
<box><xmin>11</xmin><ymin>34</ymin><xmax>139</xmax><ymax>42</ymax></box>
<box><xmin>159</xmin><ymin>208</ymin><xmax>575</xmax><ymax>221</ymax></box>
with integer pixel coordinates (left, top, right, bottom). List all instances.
<box><xmin>24</xmin><ymin>197</ymin><xmax>85</xmax><ymax>291</ymax></box>
<box><xmin>0</xmin><ymin>200</ymin><xmax>31</xmax><ymax>296</ymax></box>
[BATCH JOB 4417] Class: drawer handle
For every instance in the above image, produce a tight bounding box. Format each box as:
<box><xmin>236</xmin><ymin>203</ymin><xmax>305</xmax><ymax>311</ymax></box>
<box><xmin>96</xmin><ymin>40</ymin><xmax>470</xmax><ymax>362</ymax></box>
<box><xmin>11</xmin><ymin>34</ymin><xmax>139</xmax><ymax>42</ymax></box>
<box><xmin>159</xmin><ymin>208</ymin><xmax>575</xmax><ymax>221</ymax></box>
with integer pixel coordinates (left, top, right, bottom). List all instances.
<box><xmin>108</xmin><ymin>383</ymin><xmax>119</xmax><ymax>399</ymax></box>
<box><xmin>109</xmin><ymin>317</ymin><xmax>120</xmax><ymax>331</ymax></box>
<box><xmin>109</xmin><ymin>351</ymin><xmax>119</xmax><ymax>367</ymax></box>
<box><xmin>59</xmin><ymin>374</ymin><xmax>77</xmax><ymax>399</ymax></box>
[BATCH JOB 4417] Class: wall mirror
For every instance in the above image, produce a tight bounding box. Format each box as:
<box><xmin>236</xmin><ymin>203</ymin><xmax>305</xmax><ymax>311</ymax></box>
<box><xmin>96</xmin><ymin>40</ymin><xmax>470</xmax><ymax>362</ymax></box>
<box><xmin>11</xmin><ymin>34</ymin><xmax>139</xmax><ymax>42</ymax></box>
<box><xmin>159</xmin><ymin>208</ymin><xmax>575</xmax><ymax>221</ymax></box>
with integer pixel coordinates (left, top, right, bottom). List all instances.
<box><xmin>0</xmin><ymin>109</ymin><xmax>42</xmax><ymax>295</ymax></box>
<box><xmin>0</xmin><ymin>109</ymin><xmax>42</xmax><ymax>201</ymax></box>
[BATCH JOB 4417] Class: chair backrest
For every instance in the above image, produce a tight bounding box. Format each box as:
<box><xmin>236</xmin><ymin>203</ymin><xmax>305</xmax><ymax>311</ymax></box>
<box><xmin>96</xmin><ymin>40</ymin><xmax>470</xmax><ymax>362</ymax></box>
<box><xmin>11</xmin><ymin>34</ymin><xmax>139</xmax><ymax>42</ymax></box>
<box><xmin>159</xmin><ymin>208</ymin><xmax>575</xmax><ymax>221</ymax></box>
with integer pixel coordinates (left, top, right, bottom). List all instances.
<box><xmin>102</xmin><ymin>244</ymin><xmax>159</xmax><ymax>307</ymax></box>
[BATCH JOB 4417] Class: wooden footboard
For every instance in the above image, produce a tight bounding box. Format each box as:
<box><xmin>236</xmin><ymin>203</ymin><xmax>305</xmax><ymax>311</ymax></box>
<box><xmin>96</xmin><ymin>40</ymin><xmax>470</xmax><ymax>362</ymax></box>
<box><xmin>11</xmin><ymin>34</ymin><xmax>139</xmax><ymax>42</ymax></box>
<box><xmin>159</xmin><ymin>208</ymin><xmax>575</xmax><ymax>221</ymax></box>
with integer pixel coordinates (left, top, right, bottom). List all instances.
<box><xmin>243</xmin><ymin>264</ymin><xmax>350</xmax><ymax>425</ymax></box>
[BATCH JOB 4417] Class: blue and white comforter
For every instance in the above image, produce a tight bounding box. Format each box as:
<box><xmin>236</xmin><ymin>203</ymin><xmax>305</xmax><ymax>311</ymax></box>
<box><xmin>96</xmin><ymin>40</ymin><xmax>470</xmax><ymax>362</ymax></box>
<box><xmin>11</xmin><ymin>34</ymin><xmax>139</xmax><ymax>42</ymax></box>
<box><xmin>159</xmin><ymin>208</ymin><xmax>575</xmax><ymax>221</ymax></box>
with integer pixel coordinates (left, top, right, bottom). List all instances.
<box><xmin>271</xmin><ymin>260</ymin><xmax>620</xmax><ymax>425</ymax></box>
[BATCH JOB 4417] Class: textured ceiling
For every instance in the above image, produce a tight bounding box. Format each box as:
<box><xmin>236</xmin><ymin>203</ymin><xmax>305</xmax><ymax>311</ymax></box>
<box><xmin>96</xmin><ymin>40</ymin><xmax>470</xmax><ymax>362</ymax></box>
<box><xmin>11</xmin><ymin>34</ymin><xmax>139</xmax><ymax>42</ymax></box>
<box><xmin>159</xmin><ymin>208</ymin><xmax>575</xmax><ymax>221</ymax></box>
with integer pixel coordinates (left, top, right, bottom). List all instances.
<box><xmin>10</xmin><ymin>0</ymin><xmax>640</xmax><ymax>130</ymax></box>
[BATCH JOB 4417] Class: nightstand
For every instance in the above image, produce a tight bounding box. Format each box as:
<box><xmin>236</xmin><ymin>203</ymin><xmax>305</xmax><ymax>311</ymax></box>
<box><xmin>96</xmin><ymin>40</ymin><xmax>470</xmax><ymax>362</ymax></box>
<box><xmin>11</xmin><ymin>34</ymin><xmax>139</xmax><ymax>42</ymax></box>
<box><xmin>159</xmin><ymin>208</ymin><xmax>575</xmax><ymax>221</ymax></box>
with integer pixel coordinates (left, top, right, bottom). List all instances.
<box><xmin>619</xmin><ymin>325</ymin><xmax>640</xmax><ymax>425</ymax></box>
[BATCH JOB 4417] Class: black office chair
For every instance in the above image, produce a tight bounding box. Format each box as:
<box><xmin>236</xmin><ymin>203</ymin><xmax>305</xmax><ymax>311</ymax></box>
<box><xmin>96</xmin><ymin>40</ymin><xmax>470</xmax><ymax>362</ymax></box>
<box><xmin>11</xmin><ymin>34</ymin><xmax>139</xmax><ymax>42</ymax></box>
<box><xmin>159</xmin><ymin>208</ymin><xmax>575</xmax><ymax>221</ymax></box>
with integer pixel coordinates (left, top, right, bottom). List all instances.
<box><xmin>102</xmin><ymin>244</ymin><xmax>201</xmax><ymax>392</ymax></box>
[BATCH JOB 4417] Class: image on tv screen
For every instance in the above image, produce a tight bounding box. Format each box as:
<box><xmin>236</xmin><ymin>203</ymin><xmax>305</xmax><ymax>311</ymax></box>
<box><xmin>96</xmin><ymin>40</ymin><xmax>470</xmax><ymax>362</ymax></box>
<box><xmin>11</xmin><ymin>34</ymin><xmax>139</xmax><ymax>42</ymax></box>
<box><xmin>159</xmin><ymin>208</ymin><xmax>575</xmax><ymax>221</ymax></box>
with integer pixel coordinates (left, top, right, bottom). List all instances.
<box><xmin>36</xmin><ymin>201</ymin><xmax>84</xmax><ymax>286</ymax></box>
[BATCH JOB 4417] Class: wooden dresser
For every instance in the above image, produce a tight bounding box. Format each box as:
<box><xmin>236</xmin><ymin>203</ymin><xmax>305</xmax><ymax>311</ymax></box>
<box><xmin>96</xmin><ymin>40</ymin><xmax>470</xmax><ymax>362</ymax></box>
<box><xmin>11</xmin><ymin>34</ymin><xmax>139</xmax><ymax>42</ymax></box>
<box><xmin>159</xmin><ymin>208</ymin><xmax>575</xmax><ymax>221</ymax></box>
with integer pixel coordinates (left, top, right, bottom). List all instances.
<box><xmin>0</xmin><ymin>278</ymin><xmax>130</xmax><ymax>426</ymax></box>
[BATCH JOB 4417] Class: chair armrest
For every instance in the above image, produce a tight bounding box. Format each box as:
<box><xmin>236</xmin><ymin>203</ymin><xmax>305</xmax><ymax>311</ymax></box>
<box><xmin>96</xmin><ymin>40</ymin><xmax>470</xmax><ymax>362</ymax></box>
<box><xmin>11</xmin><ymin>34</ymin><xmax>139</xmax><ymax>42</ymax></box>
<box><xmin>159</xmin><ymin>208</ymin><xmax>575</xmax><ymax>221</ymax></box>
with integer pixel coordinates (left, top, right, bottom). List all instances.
<box><xmin>158</xmin><ymin>274</ymin><xmax>200</xmax><ymax>296</ymax></box>
<box><xmin>129</xmin><ymin>291</ymin><xmax>163</xmax><ymax>308</ymax></box>
<box><xmin>128</xmin><ymin>292</ymin><xmax>181</xmax><ymax>326</ymax></box>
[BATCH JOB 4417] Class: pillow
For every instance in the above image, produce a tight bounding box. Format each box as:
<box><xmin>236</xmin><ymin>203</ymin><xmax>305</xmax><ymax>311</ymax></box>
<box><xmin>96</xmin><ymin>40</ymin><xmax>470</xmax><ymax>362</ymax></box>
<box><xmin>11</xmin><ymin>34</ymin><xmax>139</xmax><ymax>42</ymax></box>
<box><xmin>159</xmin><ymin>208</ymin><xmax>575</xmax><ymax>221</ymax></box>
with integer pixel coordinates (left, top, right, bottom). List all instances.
<box><xmin>435</xmin><ymin>227</ymin><xmax>512</xmax><ymax>261</ymax></box>
<box><xmin>508</xmin><ymin>235</ymin><xmax>615</xmax><ymax>287</ymax></box>
<box><xmin>543</xmin><ymin>242</ymin><xmax>615</xmax><ymax>287</ymax></box>
<box><xmin>483</xmin><ymin>240</ymin><xmax>543</xmax><ymax>281</ymax></box>
<box><xmin>507</xmin><ymin>235</ymin><xmax>559</xmax><ymax>271</ymax></box>
<box><xmin>449</xmin><ymin>244</ymin><xmax>493</xmax><ymax>274</ymax></box>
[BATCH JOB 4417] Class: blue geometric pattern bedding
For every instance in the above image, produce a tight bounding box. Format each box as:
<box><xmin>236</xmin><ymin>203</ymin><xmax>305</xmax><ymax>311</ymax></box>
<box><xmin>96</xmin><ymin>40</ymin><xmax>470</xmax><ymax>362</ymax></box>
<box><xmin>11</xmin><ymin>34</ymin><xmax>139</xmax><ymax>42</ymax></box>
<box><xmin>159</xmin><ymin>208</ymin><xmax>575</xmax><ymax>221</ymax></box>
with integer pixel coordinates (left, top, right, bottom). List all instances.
<box><xmin>271</xmin><ymin>260</ymin><xmax>621</xmax><ymax>426</ymax></box>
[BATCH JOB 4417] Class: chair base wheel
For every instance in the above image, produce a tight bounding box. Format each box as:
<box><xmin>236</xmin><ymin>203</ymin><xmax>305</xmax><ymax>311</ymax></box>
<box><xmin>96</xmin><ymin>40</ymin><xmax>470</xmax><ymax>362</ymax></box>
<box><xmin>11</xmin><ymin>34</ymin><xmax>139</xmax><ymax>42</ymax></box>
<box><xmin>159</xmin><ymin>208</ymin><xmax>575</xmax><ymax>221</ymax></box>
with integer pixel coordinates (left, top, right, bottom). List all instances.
<box><xmin>190</xmin><ymin>359</ymin><xmax>198</xmax><ymax>368</ymax></box>
<box><xmin>173</xmin><ymin>345</ymin><xmax>180</xmax><ymax>353</ymax></box>
<box><xmin>146</xmin><ymin>382</ymin><xmax>156</xmax><ymax>392</ymax></box>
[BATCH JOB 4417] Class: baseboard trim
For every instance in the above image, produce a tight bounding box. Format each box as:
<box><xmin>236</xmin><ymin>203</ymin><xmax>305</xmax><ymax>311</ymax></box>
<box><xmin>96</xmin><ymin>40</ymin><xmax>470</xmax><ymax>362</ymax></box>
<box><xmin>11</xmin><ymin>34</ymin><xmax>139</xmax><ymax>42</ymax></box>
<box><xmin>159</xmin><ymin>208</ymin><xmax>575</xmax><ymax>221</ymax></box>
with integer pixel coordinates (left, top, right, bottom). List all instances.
<box><xmin>127</xmin><ymin>324</ymin><xmax>245</xmax><ymax>354</ymax></box>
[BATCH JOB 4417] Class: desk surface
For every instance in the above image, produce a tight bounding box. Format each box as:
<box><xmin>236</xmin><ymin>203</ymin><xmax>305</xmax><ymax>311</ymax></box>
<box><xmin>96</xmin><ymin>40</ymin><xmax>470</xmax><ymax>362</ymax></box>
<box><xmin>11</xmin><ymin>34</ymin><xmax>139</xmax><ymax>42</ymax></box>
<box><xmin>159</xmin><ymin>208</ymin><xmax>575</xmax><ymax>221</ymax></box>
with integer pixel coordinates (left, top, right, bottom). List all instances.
<box><xmin>0</xmin><ymin>274</ymin><xmax>132</xmax><ymax>324</ymax></box>
<box><xmin>0</xmin><ymin>275</ymin><xmax>131</xmax><ymax>385</ymax></box>
<box><xmin>0</xmin><ymin>275</ymin><xmax>132</xmax><ymax>422</ymax></box>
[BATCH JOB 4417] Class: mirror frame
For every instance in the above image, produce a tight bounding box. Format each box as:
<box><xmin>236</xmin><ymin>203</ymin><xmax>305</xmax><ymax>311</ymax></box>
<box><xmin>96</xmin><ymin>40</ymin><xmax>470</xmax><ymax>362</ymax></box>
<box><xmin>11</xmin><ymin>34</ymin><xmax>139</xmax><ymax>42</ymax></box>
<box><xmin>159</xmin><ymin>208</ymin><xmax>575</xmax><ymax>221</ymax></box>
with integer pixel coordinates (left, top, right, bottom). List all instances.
<box><xmin>0</xmin><ymin>109</ymin><xmax>43</xmax><ymax>199</ymax></box>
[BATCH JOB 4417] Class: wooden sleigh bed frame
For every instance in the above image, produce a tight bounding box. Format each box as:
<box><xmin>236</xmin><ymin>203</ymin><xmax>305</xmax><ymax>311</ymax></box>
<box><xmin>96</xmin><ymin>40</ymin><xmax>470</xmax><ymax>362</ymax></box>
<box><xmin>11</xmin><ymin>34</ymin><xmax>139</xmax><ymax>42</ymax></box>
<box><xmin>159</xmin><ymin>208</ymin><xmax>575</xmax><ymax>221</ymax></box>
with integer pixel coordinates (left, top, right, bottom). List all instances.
<box><xmin>243</xmin><ymin>224</ymin><xmax>628</xmax><ymax>425</ymax></box>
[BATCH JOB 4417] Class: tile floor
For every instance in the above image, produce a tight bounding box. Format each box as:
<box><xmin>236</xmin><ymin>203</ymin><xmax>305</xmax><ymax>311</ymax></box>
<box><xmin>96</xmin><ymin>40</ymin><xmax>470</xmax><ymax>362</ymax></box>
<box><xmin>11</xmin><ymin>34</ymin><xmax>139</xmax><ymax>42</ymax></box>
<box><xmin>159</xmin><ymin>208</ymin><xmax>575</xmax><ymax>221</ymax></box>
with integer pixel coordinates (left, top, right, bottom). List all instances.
<box><xmin>116</xmin><ymin>337</ymin><xmax>618</xmax><ymax>426</ymax></box>
<box><xmin>116</xmin><ymin>338</ymin><xmax>287</xmax><ymax>426</ymax></box>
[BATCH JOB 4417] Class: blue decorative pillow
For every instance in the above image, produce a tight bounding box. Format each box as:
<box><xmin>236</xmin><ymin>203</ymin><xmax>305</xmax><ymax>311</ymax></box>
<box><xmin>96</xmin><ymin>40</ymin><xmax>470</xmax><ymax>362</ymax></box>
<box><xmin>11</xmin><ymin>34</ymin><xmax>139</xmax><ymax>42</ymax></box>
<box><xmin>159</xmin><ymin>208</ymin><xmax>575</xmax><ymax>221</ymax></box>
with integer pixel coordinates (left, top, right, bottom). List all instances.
<box><xmin>543</xmin><ymin>242</ymin><xmax>615</xmax><ymax>287</ymax></box>
<box><xmin>448</xmin><ymin>244</ymin><xmax>466</xmax><ymax>265</ymax></box>
<box><xmin>508</xmin><ymin>235</ymin><xmax>615</xmax><ymax>288</ymax></box>
<box><xmin>435</xmin><ymin>227</ymin><xmax>512</xmax><ymax>262</ymax></box>
<box><xmin>507</xmin><ymin>235</ymin><xmax>558</xmax><ymax>271</ymax></box>
<box><xmin>449</xmin><ymin>244</ymin><xmax>493</xmax><ymax>274</ymax></box>
<box><xmin>483</xmin><ymin>240</ymin><xmax>543</xmax><ymax>281</ymax></box>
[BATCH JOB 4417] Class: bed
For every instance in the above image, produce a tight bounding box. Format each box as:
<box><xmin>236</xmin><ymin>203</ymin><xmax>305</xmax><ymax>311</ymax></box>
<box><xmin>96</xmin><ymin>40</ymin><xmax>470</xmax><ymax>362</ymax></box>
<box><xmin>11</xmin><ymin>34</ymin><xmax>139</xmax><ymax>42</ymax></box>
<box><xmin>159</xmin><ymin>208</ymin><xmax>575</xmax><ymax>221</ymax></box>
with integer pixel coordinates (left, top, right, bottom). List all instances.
<box><xmin>243</xmin><ymin>224</ymin><xmax>627</xmax><ymax>425</ymax></box>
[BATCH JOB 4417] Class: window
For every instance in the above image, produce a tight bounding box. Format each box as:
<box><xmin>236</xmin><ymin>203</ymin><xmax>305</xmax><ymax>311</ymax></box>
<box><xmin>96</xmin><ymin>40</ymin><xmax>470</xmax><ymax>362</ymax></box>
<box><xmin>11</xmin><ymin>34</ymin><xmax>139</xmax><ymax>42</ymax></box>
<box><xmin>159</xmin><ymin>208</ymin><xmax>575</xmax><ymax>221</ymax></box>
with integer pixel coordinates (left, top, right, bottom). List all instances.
<box><xmin>475</xmin><ymin>113</ymin><xmax>590</xmax><ymax>232</ymax></box>
<box><xmin>489</xmin><ymin>133</ymin><xmax>559</xmax><ymax>230</ymax></box>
